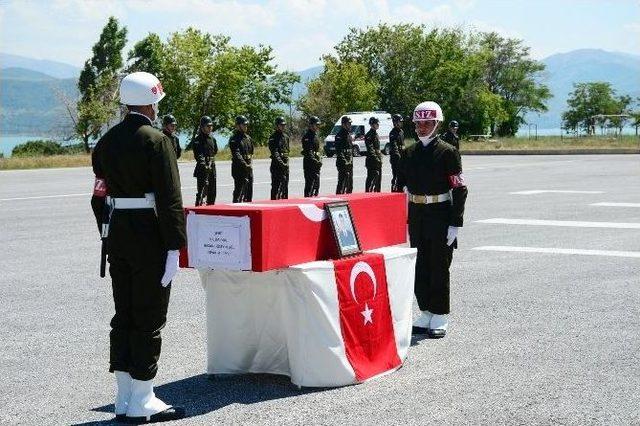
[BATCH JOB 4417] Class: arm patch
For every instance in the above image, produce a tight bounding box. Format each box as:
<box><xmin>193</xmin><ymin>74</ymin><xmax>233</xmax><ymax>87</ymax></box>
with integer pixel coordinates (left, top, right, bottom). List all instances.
<box><xmin>93</xmin><ymin>177</ymin><xmax>108</xmax><ymax>197</ymax></box>
<box><xmin>448</xmin><ymin>172</ymin><xmax>466</xmax><ymax>188</ymax></box>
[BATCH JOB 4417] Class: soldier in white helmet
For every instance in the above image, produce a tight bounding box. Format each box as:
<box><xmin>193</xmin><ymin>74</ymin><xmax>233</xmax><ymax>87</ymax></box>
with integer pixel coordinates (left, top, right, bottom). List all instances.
<box><xmin>90</xmin><ymin>71</ymin><xmax>186</xmax><ymax>422</ymax></box>
<box><xmin>398</xmin><ymin>101</ymin><xmax>468</xmax><ymax>338</ymax></box>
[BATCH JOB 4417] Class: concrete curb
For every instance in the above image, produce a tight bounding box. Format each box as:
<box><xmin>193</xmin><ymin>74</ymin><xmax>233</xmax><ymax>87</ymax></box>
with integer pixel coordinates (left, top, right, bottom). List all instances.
<box><xmin>460</xmin><ymin>149</ymin><xmax>640</xmax><ymax>155</ymax></box>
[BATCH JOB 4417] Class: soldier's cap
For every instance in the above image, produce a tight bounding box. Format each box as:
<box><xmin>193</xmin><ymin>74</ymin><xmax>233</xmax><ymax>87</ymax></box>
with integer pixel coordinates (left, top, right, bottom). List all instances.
<box><xmin>369</xmin><ymin>117</ymin><xmax>379</xmax><ymax>125</ymax></box>
<box><xmin>275</xmin><ymin>116</ymin><xmax>286</xmax><ymax>126</ymax></box>
<box><xmin>200</xmin><ymin>116</ymin><xmax>213</xmax><ymax>127</ymax></box>
<box><xmin>341</xmin><ymin>116</ymin><xmax>352</xmax><ymax>124</ymax></box>
<box><xmin>236</xmin><ymin>115</ymin><xmax>249</xmax><ymax>125</ymax></box>
<box><xmin>309</xmin><ymin>116</ymin><xmax>321</xmax><ymax>125</ymax></box>
<box><xmin>391</xmin><ymin>113</ymin><xmax>403</xmax><ymax>122</ymax></box>
<box><xmin>163</xmin><ymin>114</ymin><xmax>177</xmax><ymax>126</ymax></box>
<box><xmin>449</xmin><ymin>120</ymin><xmax>459</xmax><ymax>128</ymax></box>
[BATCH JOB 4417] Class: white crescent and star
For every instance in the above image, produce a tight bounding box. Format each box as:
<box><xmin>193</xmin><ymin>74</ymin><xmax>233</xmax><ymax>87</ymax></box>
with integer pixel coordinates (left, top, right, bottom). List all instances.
<box><xmin>231</xmin><ymin>202</ymin><xmax>342</xmax><ymax>223</ymax></box>
<box><xmin>350</xmin><ymin>261</ymin><xmax>377</xmax><ymax>325</ymax></box>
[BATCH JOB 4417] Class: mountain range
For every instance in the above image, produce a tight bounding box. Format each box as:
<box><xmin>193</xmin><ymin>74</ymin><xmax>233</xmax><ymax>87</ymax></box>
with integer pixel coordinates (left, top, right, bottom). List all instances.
<box><xmin>1</xmin><ymin>49</ymin><xmax>638</xmax><ymax>136</ymax></box>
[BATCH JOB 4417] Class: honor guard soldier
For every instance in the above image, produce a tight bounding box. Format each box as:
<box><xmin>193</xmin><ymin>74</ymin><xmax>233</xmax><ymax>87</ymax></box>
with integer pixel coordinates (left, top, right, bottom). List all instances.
<box><xmin>399</xmin><ymin>101</ymin><xmax>468</xmax><ymax>339</ymax></box>
<box><xmin>90</xmin><ymin>72</ymin><xmax>186</xmax><ymax>422</ymax></box>
<box><xmin>301</xmin><ymin>116</ymin><xmax>323</xmax><ymax>197</ymax></box>
<box><xmin>389</xmin><ymin>113</ymin><xmax>405</xmax><ymax>192</ymax></box>
<box><xmin>161</xmin><ymin>114</ymin><xmax>181</xmax><ymax>159</ymax></box>
<box><xmin>268</xmin><ymin>116</ymin><xmax>290</xmax><ymax>200</ymax></box>
<box><xmin>335</xmin><ymin>115</ymin><xmax>354</xmax><ymax>194</ymax></box>
<box><xmin>441</xmin><ymin>120</ymin><xmax>460</xmax><ymax>150</ymax></box>
<box><xmin>192</xmin><ymin>116</ymin><xmax>218</xmax><ymax>206</ymax></box>
<box><xmin>364</xmin><ymin>116</ymin><xmax>383</xmax><ymax>192</ymax></box>
<box><xmin>229</xmin><ymin>115</ymin><xmax>254</xmax><ymax>202</ymax></box>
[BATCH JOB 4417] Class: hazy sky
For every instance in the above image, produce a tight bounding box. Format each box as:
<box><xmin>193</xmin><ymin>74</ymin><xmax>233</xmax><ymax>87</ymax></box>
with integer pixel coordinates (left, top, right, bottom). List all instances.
<box><xmin>1</xmin><ymin>0</ymin><xmax>638</xmax><ymax>71</ymax></box>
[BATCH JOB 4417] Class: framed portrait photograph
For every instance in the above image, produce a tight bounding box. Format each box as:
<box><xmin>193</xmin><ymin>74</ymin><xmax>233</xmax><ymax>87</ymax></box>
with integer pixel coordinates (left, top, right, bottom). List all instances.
<box><xmin>325</xmin><ymin>201</ymin><xmax>362</xmax><ymax>258</ymax></box>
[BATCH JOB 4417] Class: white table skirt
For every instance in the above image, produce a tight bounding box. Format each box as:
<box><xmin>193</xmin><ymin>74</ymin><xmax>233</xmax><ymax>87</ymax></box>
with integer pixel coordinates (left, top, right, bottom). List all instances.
<box><xmin>199</xmin><ymin>246</ymin><xmax>417</xmax><ymax>387</ymax></box>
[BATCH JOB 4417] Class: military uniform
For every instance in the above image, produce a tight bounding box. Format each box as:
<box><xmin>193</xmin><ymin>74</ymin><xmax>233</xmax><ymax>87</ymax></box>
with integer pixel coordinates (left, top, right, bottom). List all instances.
<box><xmin>335</xmin><ymin>127</ymin><xmax>353</xmax><ymax>194</ymax></box>
<box><xmin>91</xmin><ymin>112</ymin><xmax>186</xmax><ymax>383</ymax></box>
<box><xmin>440</xmin><ymin>129</ymin><xmax>460</xmax><ymax>150</ymax></box>
<box><xmin>162</xmin><ymin>128</ymin><xmax>182</xmax><ymax>159</ymax></box>
<box><xmin>229</xmin><ymin>129</ymin><xmax>254</xmax><ymax>203</ymax></box>
<box><xmin>268</xmin><ymin>129</ymin><xmax>290</xmax><ymax>200</ymax></box>
<box><xmin>301</xmin><ymin>128</ymin><xmax>322</xmax><ymax>197</ymax></box>
<box><xmin>389</xmin><ymin>126</ymin><xmax>405</xmax><ymax>192</ymax></box>
<box><xmin>192</xmin><ymin>132</ymin><xmax>218</xmax><ymax>205</ymax></box>
<box><xmin>399</xmin><ymin>137</ymin><xmax>467</xmax><ymax>316</ymax></box>
<box><xmin>364</xmin><ymin>128</ymin><xmax>382</xmax><ymax>192</ymax></box>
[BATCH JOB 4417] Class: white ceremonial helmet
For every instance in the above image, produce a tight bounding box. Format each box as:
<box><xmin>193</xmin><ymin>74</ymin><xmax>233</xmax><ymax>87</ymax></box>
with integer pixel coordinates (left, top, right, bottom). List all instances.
<box><xmin>413</xmin><ymin>101</ymin><xmax>443</xmax><ymax>143</ymax></box>
<box><xmin>412</xmin><ymin>101</ymin><xmax>443</xmax><ymax>123</ymax></box>
<box><xmin>119</xmin><ymin>72</ymin><xmax>166</xmax><ymax>106</ymax></box>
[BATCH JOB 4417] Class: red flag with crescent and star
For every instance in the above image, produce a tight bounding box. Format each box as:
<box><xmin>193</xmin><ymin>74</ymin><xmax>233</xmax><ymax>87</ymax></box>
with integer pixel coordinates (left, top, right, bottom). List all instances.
<box><xmin>333</xmin><ymin>252</ymin><xmax>401</xmax><ymax>381</ymax></box>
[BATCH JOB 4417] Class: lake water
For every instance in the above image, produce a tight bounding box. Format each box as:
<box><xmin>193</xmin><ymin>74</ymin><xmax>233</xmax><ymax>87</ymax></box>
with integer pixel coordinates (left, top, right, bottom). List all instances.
<box><xmin>0</xmin><ymin>131</ymin><xmax>229</xmax><ymax>157</ymax></box>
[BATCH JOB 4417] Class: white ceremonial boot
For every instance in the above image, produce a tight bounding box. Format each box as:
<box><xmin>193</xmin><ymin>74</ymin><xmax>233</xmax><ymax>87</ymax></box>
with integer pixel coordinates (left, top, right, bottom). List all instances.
<box><xmin>428</xmin><ymin>314</ymin><xmax>449</xmax><ymax>338</ymax></box>
<box><xmin>412</xmin><ymin>310</ymin><xmax>434</xmax><ymax>332</ymax></box>
<box><xmin>114</xmin><ymin>371</ymin><xmax>132</xmax><ymax>419</ymax></box>
<box><xmin>126</xmin><ymin>378</ymin><xmax>185</xmax><ymax>423</ymax></box>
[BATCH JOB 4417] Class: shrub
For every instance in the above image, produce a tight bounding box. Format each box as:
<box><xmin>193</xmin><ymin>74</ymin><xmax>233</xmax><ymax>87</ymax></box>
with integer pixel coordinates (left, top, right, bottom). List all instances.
<box><xmin>12</xmin><ymin>140</ymin><xmax>65</xmax><ymax>157</ymax></box>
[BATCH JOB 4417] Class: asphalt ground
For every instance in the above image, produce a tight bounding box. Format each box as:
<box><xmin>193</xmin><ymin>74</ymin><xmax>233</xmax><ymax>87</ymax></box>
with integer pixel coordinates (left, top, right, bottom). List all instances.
<box><xmin>0</xmin><ymin>154</ymin><xmax>639</xmax><ymax>425</ymax></box>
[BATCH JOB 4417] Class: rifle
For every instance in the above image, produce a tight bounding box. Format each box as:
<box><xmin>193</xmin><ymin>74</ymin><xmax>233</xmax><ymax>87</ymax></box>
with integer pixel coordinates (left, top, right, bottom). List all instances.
<box><xmin>238</xmin><ymin>176</ymin><xmax>250</xmax><ymax>202</ymax></box>
<box><xmin>99</xmin><ymin>197</ymin><xmax>113</xmax><ymax>278</ymax></box>
<box><xmin>200</xmin><ymin>165</ymin><xmax>211</xmax><ymax>206</ymax></box>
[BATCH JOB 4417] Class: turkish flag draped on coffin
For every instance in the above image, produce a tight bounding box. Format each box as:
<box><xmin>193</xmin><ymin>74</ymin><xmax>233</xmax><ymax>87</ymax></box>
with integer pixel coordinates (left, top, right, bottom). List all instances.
<box><xmin>333</xmin><ymin>253</ymin><xmax>401</xmax><ymax>381</ymax></box>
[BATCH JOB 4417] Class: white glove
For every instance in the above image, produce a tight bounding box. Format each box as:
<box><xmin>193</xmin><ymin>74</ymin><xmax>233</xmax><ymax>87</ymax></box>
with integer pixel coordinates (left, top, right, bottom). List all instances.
<box><xmin>160</xmin><ymin>250</ymin><xmax>180</xmax><ymax>287</ymax></box>
<box><xmin>446</xmin><ymin>226</ymin><xmax>459</xmax><ymax>246</ymax></box>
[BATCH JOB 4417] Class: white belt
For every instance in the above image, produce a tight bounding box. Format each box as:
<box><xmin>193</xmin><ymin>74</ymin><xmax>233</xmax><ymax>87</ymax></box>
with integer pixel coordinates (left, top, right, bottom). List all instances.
<box><xmin>109</xmin><ymin>193</ymin><xmax>156</xmax><ymax>209</ymax></box>
<box><xmin>408</xmin><ymin>192</ymin><xmax>451</xmax><ymax>204</ymax></box>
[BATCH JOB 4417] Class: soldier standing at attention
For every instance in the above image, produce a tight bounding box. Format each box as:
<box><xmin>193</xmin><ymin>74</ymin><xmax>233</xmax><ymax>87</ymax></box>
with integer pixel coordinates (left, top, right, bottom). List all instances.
<box><xmin>192</xmin><ymin>116</ymin><xmax>218</xmax><ymax>206</ymax></box>
<box><xmin>399</xmin><ymin>101</ymin><xmax>468</xmax><ymax>339</ymax></box>
<box><xmin>90</xmin><ymin>72</ymin><xmax>186</xmax><ymax>422</ymax></box>
<box><xmin>440</xmin><ymin>120</ymin><xmax>461</xmax><ymax>150</ymax></box>
<box><xmin>301</xmin><ymin>116</ymin><xmax>323</xmax><ymax>197</ymax></box>
<box><xmin>268</xmin><ymin>116</ymin><xmax>290</xmax><ymax>200</ymax></box>
<box><xmin>364</xmin><ymin>116</ymin><xmax>383</xmax><ymax>192</ymax></box>
<box><xmin>229</xmin><ymin>115</ymin><xmax>254</xmax><ymax>203</ymax></box>
<box><xmin>335</xmin><ymin>115</ymin><xmax>354</xmax><ymax>194</ymax></box>
<box><xmin>389</xmin><ymin>113</ymin><xmax>405</xmax><ymax>192</ymax></box>
<box><xmin>161</xmin><ymin>114</ymin><xmax>181</xmax><ymax>159</ymax></box>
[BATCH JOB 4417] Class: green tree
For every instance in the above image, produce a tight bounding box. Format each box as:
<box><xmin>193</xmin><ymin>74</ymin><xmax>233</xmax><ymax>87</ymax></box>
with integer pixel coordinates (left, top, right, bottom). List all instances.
<box><xmin>478</xmin><ymin>32</ymin><xmax>551</xmax><ymax>136</ymax></box>
<box><xmin>562</xmin><ymin>82</ymin><xmax>626</xmax><ymax>135</ymax></box>
<box><xmin>158</xmin><ymin>28</ymin><xmax>298</xmax><ymax>145</ymax></box>
<box><xmin>126</xmin><ymin>33</ymin><xmax>164</xmax><ymax>76</ymax></box>
<box><xmin>326</xmin><ymin>24</ymin><xmax>549</xmax><ymax>136</ymax></box>
<box><xmin>298</xmin><ymin>56</ymin><xmax>379</xmax><ymax>134</ymax></box>
<box><xmin>76</xmin><ymin>16</ymin><xmax>127</xmax><ymax>152</ymax></box>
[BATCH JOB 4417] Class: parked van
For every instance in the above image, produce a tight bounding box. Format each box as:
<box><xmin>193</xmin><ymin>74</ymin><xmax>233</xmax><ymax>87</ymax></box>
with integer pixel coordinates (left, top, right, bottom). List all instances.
<box><xmin>323</xmin><ymin>111</ymin><xmax>393</xmax><ymax>157</ymax></box>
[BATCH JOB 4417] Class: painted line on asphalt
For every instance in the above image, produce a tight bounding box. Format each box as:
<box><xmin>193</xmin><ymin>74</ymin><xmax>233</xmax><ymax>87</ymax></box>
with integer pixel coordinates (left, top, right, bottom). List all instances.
<box><xmin>0</xmin><ymin>193</ymin><xmax>89</xmax><ymax>201</ymax></box>
<box><xmin>510</xmin><ymin>190</ymin><xmax>604</xmax><ymax>195</ymax></box>
<box><xmin>466</xmin><ymin>160</ymin><xmax>576</xmax><ymax>171</ymax></box>
<box><xmin>0</xmin><ymin>174</ymin><xmax>379</xmax><ymax>202</ymax></box>
<box><xmin>472</xmin><ymin>245</ymin><xmax>640</xmax><ymax>259</ymax></box>
<box><xmin>591</xmin><ymin>202</ymin><xmax>640</xmax><ymax>208</ymax></box>
<box><xmin>476</xmin><ymin>218</ymin><xmax>640</xmax><ymax>229</ymax></box>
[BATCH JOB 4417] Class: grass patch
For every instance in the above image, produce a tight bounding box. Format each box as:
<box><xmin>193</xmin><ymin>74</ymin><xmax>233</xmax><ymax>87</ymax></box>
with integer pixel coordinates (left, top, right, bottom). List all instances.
<box><xmin>0</xmin><ymin>145</ymin><xmax>302</xmax><ymax>170</ymax></box>
<box><xmin>0</xmin><ymin>154</ymin><xmax>92</xmax><ymax>170</ymax></box>
<box><xmin>460</xmin><ymin>135</ymin><xmax>640</xmax><ymax>151</ymax></box>
<box><xmin>2</xmin><ymin>136</ymin><xmax>637</xmax><ymax>170</ymax></box>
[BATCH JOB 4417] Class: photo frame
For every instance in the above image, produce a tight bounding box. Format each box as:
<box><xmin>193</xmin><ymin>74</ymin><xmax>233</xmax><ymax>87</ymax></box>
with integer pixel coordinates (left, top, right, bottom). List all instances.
<box><xmin>325</xmin><ymin>201</ymin><xmax>362</xmax><ymax>258</ymax></box>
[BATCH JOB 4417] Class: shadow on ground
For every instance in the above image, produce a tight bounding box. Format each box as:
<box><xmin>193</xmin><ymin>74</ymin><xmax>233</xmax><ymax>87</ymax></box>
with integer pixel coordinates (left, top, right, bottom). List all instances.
<box><xmin>74</xmin><ymin>373</ymin><xmax>329</xmax><ymax>425</ymax></box>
